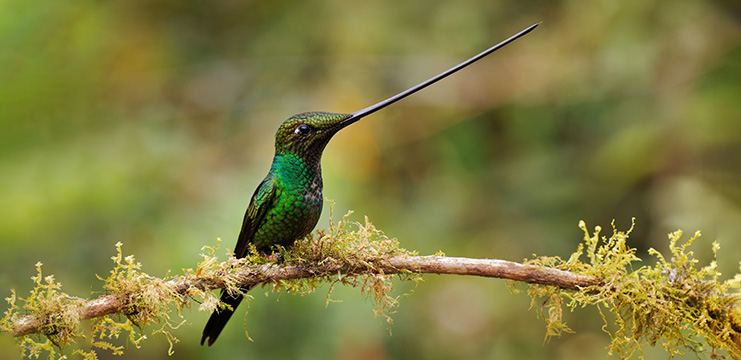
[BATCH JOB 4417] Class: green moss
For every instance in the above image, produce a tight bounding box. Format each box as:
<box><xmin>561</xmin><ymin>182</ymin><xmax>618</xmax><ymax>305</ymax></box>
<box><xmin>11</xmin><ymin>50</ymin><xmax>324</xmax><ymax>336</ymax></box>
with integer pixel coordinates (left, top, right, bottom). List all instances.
<box><xmin>520</xmin><ymin>219</ymin><xmax>741</xmax><ymax>359</ymax></box>
<box><xmin>0</xmin><ymin>243</ymin><xmax>190</xmax><ymax>359</ymax></box>
<box><xmin>91</xmin><ymin>242</ymin><xmax>186</xmax><ymax>357</ymax></box>
<box><xmin>206</xmin><ymin>207</ymin><xmax>419</xmax><ymax>327</ymax></box>
<box><xmin>0</xmin><ymin>262</ymin><xmax>87</xmax><ymax>359</ymax></box>
<box><xmin>286</xmin><ymin>210</ymin><xmax>419</xmax><ymax>324</ymax></box>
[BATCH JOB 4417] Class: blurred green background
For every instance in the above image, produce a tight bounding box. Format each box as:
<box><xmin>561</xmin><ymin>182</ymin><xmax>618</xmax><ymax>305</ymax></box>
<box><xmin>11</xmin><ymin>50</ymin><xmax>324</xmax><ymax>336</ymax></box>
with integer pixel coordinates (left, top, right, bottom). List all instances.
<box><xmin>1</xmin><ymin>0</ymin><xmax>739</xmax><ymax>359</ymax></box>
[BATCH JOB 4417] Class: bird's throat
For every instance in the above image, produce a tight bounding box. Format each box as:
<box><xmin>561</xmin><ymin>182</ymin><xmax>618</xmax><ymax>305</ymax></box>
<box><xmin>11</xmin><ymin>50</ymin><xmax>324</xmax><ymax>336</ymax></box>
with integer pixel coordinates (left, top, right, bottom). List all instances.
<box><xmin>270</xmin><ymin>153</ymin><xmax>323</xmax><ymax>191</ymax></box>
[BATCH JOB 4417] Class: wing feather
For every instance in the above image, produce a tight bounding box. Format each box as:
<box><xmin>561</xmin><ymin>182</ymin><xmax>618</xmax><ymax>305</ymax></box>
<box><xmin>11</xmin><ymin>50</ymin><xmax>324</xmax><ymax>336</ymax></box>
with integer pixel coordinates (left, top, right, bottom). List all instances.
<box><xmin>233</xmin><ymin>175</ymin><xmax>277</xmax><ymax>257</ymax></box>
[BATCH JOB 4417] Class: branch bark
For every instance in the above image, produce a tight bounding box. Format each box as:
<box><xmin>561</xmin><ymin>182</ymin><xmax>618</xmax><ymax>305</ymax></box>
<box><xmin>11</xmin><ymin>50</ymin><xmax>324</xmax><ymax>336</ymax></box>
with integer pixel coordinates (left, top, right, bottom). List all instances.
<box><xmin>11</xmin><ymin>255</ymin><xmax>599</xmax><ymax>337</ymax></box>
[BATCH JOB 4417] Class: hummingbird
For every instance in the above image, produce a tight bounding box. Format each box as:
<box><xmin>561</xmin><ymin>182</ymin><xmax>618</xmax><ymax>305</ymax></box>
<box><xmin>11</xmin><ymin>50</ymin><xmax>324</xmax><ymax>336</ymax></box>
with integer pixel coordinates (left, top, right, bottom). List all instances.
<box><xmin>201</xmin><ymin>23</ymin><xmax>538</xmax><ymax>346</ymax></box>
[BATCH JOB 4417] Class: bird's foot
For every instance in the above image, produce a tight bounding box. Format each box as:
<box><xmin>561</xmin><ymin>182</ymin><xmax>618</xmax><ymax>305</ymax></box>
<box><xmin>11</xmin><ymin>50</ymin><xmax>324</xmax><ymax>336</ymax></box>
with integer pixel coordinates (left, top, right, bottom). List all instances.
<box><xmin>260</xmin><ymin>251</ymin><xmax>282</xmax><ymax>262</ymax></box>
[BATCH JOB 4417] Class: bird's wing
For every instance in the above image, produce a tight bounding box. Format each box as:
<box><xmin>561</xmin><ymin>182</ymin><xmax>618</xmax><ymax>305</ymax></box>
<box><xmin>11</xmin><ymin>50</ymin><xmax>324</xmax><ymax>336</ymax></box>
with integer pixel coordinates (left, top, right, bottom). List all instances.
<box><xmin>233</xmin><ymin>175</ymin><xmax>277</xmax><ymax>258</ymax></box>
<box><xmin>201</xmin><ymin>176</ymin><xmax>277</xmax><ymax>346</ymax></box>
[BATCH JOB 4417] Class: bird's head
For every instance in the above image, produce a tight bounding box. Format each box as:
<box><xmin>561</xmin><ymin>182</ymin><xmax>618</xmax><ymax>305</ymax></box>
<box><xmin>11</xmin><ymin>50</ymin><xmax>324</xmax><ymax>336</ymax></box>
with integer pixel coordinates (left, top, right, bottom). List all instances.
<box><xmin>274</xmin><ymin>111</ymin><xmax>356</xmax><ymax>161</ymax></box>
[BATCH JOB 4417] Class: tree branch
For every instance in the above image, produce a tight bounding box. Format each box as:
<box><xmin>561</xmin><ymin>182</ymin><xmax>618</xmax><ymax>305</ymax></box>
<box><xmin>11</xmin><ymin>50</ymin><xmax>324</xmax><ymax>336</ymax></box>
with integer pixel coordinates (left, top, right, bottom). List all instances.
<box><xmin>11</xmin><ymin>255</ymin><xmax>598</xmax><ymax>337</ymax></box>
<box><xmin>7</xmin><ymin>218</ymin><xmax>740</xmax><ymax>359</ymax></box>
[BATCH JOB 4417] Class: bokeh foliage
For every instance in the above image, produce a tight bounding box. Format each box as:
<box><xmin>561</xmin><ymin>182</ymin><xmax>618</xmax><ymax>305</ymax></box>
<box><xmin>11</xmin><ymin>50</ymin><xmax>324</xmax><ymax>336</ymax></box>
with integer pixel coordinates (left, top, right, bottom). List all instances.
<box><xmin>1</xmin><ymin>0</ymin><xmax>739</xmax><ymax>359</ymax></box>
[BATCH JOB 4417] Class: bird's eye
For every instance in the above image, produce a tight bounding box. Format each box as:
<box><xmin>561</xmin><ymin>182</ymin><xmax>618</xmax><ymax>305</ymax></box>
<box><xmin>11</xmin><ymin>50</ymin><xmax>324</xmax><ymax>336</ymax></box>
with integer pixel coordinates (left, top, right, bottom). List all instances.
<box><xmin>294</xmin><ymin>124</ymin><xmax>313</xmax><ymax>136</ymax></box>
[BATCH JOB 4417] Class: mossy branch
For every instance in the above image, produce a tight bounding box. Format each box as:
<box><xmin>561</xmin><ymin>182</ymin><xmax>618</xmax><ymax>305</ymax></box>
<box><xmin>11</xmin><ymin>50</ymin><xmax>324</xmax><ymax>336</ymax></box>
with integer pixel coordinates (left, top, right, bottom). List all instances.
<box><xmin>10</xmin><ymin>255</ymin><xmax>599</xmax><ymax>339</ymax></box>
<box><xmin>2</xmin><ymin>212</ymin><xmax>741</xmax><ymax>359</ymax></box>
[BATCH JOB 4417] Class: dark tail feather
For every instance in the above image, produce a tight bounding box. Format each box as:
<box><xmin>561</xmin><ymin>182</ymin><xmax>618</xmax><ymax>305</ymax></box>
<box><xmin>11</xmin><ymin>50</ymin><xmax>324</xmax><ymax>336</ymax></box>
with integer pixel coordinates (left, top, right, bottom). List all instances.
<box><xmin>201</xmin><ymin>285</ymin><xmax>254</xmax><ymax>346</ymax></box>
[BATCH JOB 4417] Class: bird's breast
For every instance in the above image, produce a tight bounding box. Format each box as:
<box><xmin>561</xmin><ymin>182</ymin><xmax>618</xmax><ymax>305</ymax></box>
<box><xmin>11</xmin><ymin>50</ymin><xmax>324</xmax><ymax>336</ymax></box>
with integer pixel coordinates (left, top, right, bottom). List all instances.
<box><xmin>253</xmin><ymin>158</ymin><xmax>324</xmax><ymax>248</ymax></box>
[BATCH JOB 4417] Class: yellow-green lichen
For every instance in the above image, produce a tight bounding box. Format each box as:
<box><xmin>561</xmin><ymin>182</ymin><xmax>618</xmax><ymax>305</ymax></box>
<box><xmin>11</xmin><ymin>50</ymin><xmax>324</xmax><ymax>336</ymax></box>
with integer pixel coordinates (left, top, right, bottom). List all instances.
<box><xmin>519</xmin><ymin>219</ymin><xmax>741</xmax><ymax>359</ymax></box>
<box><xmin>0</xmin><ymin>242</ymin><xmax>191</xmax><ymax>359</ymax></box>
<box><xmin>238</xmin><ymin>209</ymin><xmax>417</xmax><ymax>326</ymax></box>
<box><xmin>1</xmin><ymin>262</ymin><xmax>86</xmax><ymax>359</ymax></box>
<box><xmin>89</xmin><ymin>242</ymin><xmax>187</xmax><ymax>357</ymax></box>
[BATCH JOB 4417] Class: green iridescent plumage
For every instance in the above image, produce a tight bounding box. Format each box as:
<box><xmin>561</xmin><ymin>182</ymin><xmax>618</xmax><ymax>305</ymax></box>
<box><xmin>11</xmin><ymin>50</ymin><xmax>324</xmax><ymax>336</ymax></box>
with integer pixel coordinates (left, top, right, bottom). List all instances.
<box><xmin>240</xmin><ymin>112</ymin><xmax>352</xmax><ymax>252</ymax></box>
<box><xmin>201</xmin><ymin>112</ymin><xmax>351</xmax><ymax>346</ymax></box>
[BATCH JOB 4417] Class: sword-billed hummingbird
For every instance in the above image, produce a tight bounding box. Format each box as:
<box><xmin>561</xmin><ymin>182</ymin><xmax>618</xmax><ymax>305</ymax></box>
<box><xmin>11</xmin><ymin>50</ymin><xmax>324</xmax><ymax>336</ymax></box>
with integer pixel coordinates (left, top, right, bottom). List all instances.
<box><xmin>201</xmin><ymin>23</ymin><xmax>538</xmax><ymax>346</ymax></box>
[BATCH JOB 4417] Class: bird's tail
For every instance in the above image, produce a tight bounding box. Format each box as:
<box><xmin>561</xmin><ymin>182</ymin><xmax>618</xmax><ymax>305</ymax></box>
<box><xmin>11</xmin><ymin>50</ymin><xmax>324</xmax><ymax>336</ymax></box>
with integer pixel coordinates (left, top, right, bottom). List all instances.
<box><xmin>201</xmin><ymin>285</ymin><xmax>254</xmax><ymax>346</ymax></box>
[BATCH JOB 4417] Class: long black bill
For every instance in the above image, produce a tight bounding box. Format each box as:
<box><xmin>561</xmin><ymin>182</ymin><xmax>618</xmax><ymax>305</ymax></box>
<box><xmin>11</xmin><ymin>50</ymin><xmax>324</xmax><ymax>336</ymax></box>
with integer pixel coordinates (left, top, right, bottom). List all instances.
<box><xmin>340</xmin><ymin>22</ymin><xmax>539</xmax><ymax>127</ymax></box>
